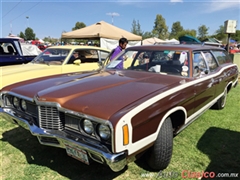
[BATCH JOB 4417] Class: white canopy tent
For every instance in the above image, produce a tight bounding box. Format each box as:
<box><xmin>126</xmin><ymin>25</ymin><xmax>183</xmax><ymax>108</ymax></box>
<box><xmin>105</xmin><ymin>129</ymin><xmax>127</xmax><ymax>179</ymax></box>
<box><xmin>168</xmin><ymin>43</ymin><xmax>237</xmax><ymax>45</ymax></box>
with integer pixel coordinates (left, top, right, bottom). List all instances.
<box><xmin>142</xmin><ymin>37</ymin><xmax>165</xmax><ymax>45</ymax></box>
<box><xmin>39</xmin><ymin>39</ymin><xmax>45</xmax><ymax>43</ymax></box>
<box><xmin>163</xmin><ymin>38</ymin><xmax>180</xmax><ymax>44</ymax></box>
<box><xmin>142</xmin><ymin>38</ymin><xmax>180</xmax><ymax>45</ymax></box>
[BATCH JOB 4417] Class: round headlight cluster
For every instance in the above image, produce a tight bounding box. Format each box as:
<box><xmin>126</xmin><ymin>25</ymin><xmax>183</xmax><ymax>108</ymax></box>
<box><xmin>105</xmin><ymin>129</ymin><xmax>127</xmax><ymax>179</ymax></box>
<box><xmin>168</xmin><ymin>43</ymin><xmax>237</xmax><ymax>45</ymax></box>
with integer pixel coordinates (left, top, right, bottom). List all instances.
<box><xmin>83</xmin><ymin>119</ymin><xmax>94</xmax><ymax>134</ymax></box>
<box><xmin>98</xmin><ymin>124</ymin><xmax>111</xmax><ymax>140</ymax></box>
<box><xmin>13</xmin><ymin>97</ymin><xmax>20</xmax><ymax>108</ymax></box>
<box><xmin>3</xmin><ymin>95</ymin><xmax>11</xmax><ymax>106</ymax></box>
<box><xmin>80</xmin><ymin>119</ymin><xmax>111</xmax><ymax>140</ymax></box>
<box><xmin>20</xmin><ymin>100</ymin><xmax>27</xmax><ymax>111</ymax></box>
<box><xmin>9</xmin><ymin>96</ymin><xmax>27</xmax><ymax>111</ymax></box>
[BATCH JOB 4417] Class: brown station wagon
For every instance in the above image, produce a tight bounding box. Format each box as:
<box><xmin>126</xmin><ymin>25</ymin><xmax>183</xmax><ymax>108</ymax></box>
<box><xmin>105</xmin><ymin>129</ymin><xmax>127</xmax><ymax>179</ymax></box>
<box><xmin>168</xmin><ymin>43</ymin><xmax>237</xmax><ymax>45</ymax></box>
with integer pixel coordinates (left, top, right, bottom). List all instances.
<box><xmin>0</xmin><ymin>44</ymin><xmax>239</xmax><ymax>172</ymax></box>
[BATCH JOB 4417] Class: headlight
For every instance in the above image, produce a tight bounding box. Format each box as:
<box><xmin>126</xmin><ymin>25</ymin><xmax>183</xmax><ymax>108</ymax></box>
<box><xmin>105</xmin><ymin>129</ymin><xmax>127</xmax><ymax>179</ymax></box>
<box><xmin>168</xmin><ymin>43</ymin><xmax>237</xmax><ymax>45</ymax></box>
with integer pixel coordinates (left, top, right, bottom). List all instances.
<box><xmin>98</xmin><ymin>124</ymin><xmax>111</xmax><ymax>140</ymax></box>
<box><xmin>20</xmin><ymin>100</ymin><xmax>27</xmax><ymax>111</ymax></box>
<box><xmin>5</xmin><ymin>96</ymin><xmax>12</xmax><ymax>106</ymax></box>
<box><xmin>13</xmin><ymin>97</ymin><xmax>20</xmax><ymax>108</ymax></box>
<box><xmin>0</xmin><ymin>95</ymin><xmax>3</xmax><ymax>107</ymax></box>
<box><xmin>83</xmin><ymin>119</ymin><xmax>94</xmax><ymax>134</ymax></box>
<box><xmin>2</xmin><ymin>95</ymin><xmax>12</xmax><ymax>106</ymax></box>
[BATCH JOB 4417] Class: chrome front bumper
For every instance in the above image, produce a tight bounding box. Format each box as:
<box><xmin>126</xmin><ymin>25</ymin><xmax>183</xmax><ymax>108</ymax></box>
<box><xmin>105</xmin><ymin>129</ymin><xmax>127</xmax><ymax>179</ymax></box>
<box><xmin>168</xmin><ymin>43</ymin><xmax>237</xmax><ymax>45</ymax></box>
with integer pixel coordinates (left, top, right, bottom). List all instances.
<box><xmin>0</xmin><ymin>108</ymin><xmax>127</xmax><ymax>172</ymax></box>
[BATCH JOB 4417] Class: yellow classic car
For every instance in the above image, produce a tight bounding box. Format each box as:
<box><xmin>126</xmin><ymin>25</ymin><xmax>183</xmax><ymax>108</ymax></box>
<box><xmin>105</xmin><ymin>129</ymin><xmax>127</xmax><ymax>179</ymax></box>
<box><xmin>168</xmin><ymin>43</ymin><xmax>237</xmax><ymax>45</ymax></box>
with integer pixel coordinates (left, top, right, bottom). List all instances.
<box><xmin>0</xmin><ymin>45</ymin><xmax>110</xmax><ymax>89</ymax></box>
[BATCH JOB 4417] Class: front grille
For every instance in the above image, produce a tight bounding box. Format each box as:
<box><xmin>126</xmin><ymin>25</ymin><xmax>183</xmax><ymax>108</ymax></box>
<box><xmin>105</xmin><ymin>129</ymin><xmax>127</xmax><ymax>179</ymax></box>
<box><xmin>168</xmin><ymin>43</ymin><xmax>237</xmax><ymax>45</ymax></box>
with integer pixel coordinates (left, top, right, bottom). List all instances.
<box><xmin>65</xmin><ymin>114</ymin><xmax>82</xmax><ymax>131</ymax></box>
<box><xmin>26</xmin><ymin>101</ymin><xmax>38</xmax><ymax>116</ymax></box>
<box><xmin>38</xmin><ymin>106</ymin><xmax>65</xmax><ymax>130</ymax></box>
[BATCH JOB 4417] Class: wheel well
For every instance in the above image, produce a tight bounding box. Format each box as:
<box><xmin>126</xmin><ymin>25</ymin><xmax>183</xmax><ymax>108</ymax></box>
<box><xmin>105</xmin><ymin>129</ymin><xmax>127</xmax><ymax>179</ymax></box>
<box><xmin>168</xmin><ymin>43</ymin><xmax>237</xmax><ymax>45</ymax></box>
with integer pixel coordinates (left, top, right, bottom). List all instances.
<box><xmin>227</xmin><ymin>83</ymin><xmax>232</xmax><ymax>93</ymax></box>
<box><xmin>168</xmin><ymin>110</ymin><xmax>185</xmax><ymax>134</ymax></box>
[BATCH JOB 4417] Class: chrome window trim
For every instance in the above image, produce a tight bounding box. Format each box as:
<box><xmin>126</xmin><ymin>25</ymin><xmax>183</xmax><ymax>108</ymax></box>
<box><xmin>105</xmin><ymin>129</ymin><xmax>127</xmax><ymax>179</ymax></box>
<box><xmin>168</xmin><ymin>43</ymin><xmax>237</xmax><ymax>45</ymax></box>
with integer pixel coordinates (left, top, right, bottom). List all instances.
<box><xmin>210</xmin><ymin>50</ymin><xmax>221</xmax><ymax>67</ymax></box>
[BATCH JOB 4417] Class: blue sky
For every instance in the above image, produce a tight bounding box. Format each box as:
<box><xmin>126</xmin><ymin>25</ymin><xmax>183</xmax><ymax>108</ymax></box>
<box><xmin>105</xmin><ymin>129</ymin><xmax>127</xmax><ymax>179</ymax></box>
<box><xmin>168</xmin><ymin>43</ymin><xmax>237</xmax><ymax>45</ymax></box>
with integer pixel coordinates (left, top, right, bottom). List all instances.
<box><xmin>1</xmin><ymin>0</ymin><xmax>239</xmax><ymax>40</ymax></box>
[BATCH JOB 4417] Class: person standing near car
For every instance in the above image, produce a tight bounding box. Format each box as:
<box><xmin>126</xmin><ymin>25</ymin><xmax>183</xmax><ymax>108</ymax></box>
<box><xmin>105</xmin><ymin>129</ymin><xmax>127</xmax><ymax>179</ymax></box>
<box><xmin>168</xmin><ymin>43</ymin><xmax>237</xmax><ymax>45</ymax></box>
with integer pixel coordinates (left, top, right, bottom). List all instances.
<box><xmin>110</xmin><ymin>37</ymin><xmax>128</xmax><ymax>69</ymax></box>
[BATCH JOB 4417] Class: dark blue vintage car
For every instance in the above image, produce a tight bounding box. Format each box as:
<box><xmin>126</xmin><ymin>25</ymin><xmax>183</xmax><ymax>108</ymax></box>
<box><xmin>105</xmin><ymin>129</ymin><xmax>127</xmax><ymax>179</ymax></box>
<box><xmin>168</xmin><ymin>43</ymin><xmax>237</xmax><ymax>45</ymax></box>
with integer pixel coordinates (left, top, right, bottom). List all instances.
<box><xmin>0</xmin><ymin>38</ymin><xmax>41</xmax><ymax>66</ymax></box>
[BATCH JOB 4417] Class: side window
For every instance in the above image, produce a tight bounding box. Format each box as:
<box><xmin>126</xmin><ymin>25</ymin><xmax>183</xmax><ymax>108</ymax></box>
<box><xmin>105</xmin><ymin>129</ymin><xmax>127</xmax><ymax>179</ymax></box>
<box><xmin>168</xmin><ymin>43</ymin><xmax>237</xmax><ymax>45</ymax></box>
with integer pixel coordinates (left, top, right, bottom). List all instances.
<box><xmin>6</xmin><ymin>43</ymin><xmax>16</xmax><ymax>55</ymax></box>
<box><xmin>99</xmin><ymin>51</ymin><xmax>110</xmax><ymax>61</ymax></box>
<box><xmin>137</xmin><ymin>52</ymin><xmax>150</xmax><ymax>65</ymax></box>
<box><xmin>193</xmin><ymin>52</ymin><xmax>207</xmax><ymax>77</ymax></box>
<box><xmin>0</xmin><ymin>43</ymin><xmax>17</xmax><ymax>55</ymax></box>
<box><xmin>84</xmin><ymin>50</ymin><xmax>98</xmax><ymax>59</ymax></box>
<box><xmin>203</xmin><ymin>52</ymin><xmax>218</xmax><ymax>71</ymax></box>
<box><xmin>68</xmin><ymin>50</ymin><xmax>102</xmax><ymax>64</ymax></box>
<box><xmin>151</xmin><ymin>51</ymin><xmax>165</xmax><ymax>62</ymax></box>
<box><xmin>13</xmin><ymin>41</ymin><xmax>22</xmax><ymax>55</ymax></box>
<box><xmin>212</xmin><ymin>50</ymin><xmax>232</xmax><ymax>64</ymax></box>
<box><xmin>0</xmin><ymin>45</ymin><xmax>4</xmax><ymax>55</ymax></box>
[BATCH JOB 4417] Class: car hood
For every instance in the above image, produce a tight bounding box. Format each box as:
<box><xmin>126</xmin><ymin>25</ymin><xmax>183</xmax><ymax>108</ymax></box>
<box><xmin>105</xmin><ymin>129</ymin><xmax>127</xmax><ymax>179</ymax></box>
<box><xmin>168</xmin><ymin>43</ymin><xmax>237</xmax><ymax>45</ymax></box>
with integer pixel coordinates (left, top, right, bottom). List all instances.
<box><xmin>1</xmin><ymin>62</ymin><xmax>62</xmax><ymax>89</ymax></box>
<box><xmin>4</xmin><ymin>70</ymin><xmax>185</xmax><ymax>120</ymax></box>
<box><xmin>2</xmin><ymin>62</ymin><xmax>59</xmax><ymax>75</ymax></box>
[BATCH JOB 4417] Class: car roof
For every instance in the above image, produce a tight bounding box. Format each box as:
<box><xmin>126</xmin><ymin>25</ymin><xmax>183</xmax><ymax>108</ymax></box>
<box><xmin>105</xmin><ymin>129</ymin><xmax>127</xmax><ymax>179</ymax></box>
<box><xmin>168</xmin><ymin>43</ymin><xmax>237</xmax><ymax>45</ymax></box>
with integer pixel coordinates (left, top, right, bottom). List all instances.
<box><xmin>47</xmin><ymin>45</ymin><xmax>110</xmax><ymax>52</ymax></box>
<box><xmin>0</xmin><ymin>38</ymin><xmax>21</xmax><ymax>40</ymax></box>
<box><xmin>127</xmin><ymin>44</ymin><xmax>225</xmax><ymax>51</ymax></box>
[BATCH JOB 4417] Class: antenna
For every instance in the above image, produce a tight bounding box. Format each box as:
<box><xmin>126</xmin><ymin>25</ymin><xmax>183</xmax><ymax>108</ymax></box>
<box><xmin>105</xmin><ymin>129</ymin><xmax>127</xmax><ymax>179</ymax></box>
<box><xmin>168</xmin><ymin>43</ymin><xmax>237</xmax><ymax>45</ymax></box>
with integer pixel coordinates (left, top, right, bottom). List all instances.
<box><xmin>10</xmin><ymin>21</ymin><xmax>12</xmax><ymax>34</ymax></box>
<box><xmin>106</xmin><ymin>12</ymin><xmax>120</xmax><ymax>25</ymax></box>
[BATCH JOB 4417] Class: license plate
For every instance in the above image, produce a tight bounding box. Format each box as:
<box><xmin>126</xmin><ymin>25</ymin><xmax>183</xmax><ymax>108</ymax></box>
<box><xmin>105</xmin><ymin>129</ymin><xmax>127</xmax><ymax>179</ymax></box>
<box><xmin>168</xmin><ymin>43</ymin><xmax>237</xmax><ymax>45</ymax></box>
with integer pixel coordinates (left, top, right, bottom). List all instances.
<box><xmin>65</xmin><ymin>144</ymin><xmax>89</xmax><ymax>165</ymax></box>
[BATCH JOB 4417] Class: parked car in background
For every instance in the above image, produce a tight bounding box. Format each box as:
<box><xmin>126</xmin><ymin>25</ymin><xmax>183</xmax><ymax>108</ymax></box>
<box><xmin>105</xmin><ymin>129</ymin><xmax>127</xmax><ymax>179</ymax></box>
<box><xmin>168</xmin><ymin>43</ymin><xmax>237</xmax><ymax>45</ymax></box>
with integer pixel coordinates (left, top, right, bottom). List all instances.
<box><xmin>0</xmin><ymin>38</ymin><xmax>42</xmax><ymax>66</ymax></box>
<box><xmin>0</xmin><ymin>45</ymin><xmax>110</xmax><ymax>90</ymax></box>
<box><xmin>37</xmin><ymin>44</ymin><xmax>47</xmax><ymax>51</ymax></box>
<box><xmin>0</xmin><ymin>44</ymin><xmax>238</xmax><ymax>172</ymax></box>
<box><xmin>178</xmin><ymin>35</ymin><xmax>222</xmax><ymax>47</ymax></box>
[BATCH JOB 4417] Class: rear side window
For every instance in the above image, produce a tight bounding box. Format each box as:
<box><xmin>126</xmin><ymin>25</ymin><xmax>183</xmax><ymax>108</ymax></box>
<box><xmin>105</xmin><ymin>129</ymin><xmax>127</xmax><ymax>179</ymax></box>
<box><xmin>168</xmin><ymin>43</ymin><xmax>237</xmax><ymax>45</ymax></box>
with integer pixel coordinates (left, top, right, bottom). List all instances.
<box><xmin>202</xmin><ymin>52</ymin><xmax>218</xmax><ymax>71</ymax></box>
<box><xmin>99</xmin><ymin>50</ymin><xmax>110</xmax><ymax>61</ymax></box>
<box><xmin>0</xmin><ymin>42</ymin><xmax>17</xmax><ymax>55</ymax></box>
<box><xmin>212</xmin><ymin>50</ymin><xmax>232</xmax><ymax>64</ymax></box>
<box><xmin>193</xmin><ymin>52</ymin><xmax>207</xmax><ymax>77</ymax></box>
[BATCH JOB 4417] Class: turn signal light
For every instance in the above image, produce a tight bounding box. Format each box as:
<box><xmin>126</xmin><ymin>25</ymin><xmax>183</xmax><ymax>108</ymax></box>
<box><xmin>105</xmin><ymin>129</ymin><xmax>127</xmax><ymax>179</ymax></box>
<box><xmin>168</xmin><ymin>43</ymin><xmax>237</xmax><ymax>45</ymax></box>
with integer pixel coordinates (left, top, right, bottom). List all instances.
<box><xmin>122</xmin><ymin>124</ymin><xmax>129</xmax><ymax>145</ymax></box>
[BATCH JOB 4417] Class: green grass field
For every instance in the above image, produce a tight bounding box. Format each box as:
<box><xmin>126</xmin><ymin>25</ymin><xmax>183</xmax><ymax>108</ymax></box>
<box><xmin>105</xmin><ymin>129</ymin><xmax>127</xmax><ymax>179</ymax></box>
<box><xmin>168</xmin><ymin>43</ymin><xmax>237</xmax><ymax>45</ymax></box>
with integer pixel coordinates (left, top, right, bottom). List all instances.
<box><xmin>1</xmin><ymin>85</ymin><xmax>240</xmax><ymax>180</ymax></box>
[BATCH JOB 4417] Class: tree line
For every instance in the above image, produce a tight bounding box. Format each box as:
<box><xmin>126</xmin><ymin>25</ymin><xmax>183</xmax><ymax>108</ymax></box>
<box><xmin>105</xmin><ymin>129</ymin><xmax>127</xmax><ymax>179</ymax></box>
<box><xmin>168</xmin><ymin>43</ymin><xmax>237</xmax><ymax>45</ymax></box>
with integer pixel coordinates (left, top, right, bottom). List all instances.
<box><xmin>17</xmin><ymin>14</ymin><xmax>240</xmax><ymax>44</ymax></box>
<box><xmin>131</xmin><ymin>14</ymin><xmax>240</xmax><ymax>43</ymax></box>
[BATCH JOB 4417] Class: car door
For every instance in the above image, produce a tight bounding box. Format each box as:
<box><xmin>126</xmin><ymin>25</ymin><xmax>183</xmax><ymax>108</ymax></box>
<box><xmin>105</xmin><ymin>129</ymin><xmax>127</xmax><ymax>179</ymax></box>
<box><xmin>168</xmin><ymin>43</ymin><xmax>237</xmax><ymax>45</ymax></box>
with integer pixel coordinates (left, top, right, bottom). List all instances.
<box><xmin>211</xmin><ymin>50</ymin><xmax>232</xmax><ymax>97</ymax></box>
<box><xmin>202</xmin><ymin>51</ymin><xmax>223</xmax><ymax>97</ymax></box>
<box><xmin>192</xmin><ymin>51</ymin><xmax>217</xmax><ymax>112</ymax></box>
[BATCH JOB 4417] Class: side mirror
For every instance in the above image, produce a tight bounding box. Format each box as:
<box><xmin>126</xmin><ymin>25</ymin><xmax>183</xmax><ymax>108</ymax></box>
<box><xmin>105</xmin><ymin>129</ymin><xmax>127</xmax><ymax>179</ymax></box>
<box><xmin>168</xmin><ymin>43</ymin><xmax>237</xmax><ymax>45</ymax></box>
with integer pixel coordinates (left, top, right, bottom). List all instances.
<box><xmin>204</xmin><ymin>69</ymin><xmax>209</xmax><ymax>74</ymax></box>
<box><xmin>73</xmin><ymin>59</ymin><xmax>81</xmax><ymax>65</ymax></box>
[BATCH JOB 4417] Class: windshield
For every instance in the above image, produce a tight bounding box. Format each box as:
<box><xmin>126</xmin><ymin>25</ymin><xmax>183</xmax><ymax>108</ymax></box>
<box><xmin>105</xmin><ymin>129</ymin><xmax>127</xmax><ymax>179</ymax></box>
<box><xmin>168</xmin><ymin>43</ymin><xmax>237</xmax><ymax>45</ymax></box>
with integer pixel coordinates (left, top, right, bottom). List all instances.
<box><xmin>31</xmin><ymin>48</ymin><xmax>70</xmax><ymax>65</ymax></box>
<box><xmin>106</xmin><ymin>49</ymin><xmax>190</xmax><ymax>77</ymax></box>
